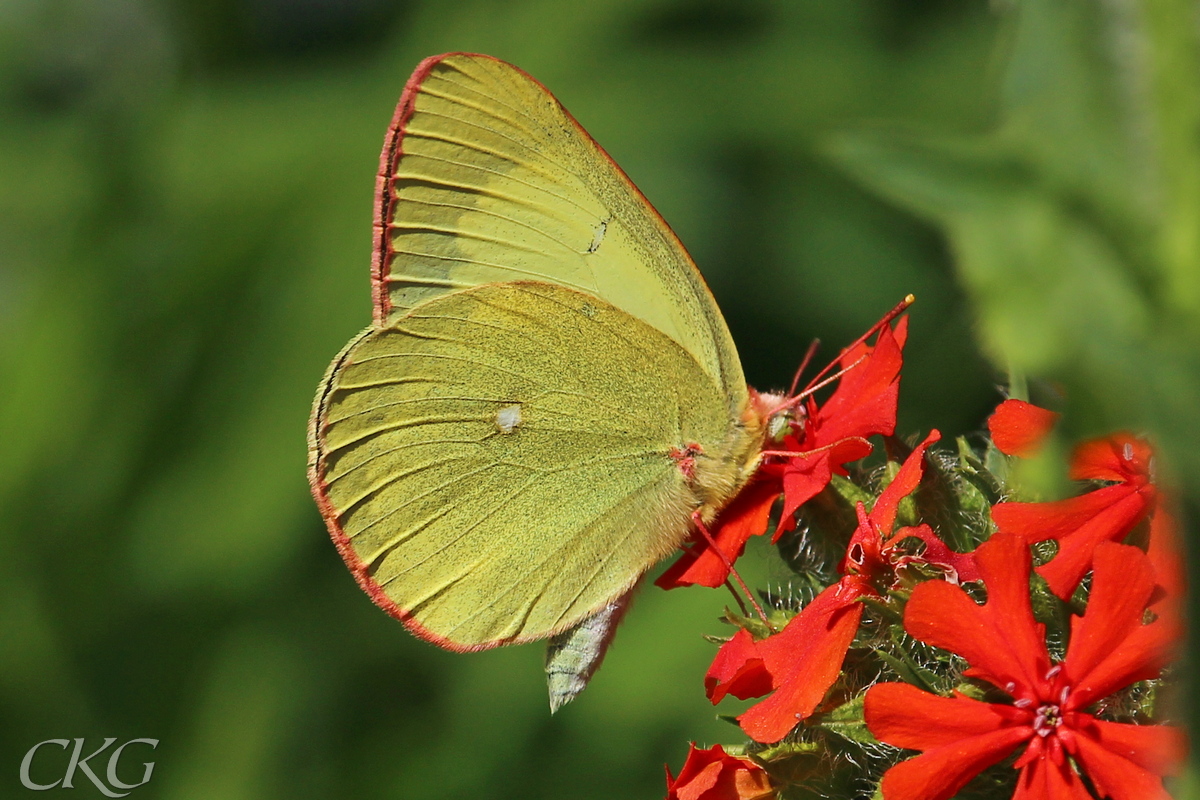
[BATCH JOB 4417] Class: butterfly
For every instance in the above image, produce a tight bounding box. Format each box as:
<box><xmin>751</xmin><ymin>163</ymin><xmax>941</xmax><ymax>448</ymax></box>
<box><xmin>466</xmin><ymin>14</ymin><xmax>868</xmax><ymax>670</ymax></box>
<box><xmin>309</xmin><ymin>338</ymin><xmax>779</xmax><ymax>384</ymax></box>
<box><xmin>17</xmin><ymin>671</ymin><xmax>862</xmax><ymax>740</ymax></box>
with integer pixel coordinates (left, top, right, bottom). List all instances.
<box><xmin>307</xmin><ymin>53</ymin><xmax>767</xmax><ymax>711</ymax></box>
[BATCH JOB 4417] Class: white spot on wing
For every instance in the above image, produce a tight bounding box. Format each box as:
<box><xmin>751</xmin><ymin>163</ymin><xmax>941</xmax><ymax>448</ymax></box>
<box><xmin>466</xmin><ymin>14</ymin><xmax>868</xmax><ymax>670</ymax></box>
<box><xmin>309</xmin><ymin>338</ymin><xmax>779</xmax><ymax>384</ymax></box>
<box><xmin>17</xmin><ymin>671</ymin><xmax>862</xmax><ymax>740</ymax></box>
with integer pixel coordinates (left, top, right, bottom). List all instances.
<box><xmin>587</xmin><ymin>218</ymin><xmax>608</xmax><ymax>254</ymax></box>
<box><xmin>496</xmin><ymin>403</ymin><xmax>523</xmax><ymax>434</ymax></box>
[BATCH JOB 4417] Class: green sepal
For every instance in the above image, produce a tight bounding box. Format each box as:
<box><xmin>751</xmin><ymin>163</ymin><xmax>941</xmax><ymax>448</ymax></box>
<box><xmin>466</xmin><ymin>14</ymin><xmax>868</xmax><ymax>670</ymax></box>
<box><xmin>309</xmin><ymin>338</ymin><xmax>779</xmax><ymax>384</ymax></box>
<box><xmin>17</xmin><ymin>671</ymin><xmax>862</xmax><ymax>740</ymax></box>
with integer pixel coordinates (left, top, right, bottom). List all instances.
<box><xmin>912</xmin><ymin>439</ymin><xmax>985</xmax><ymax>553</ymax></box>
<box><xmin>873</xmin><ymin>648</ymin><xmax>939</xmax><ymax>695</ymax></box>
<box><xmin>809</xmin><ymin>694</ymin><xmax>878</xmax><ymax>745</ymax></box>
<box><xmin>1133</xmin><ymin>680</ymin><xmax>1159</xmax><ymax>719</ymax></box>
<box><xmin>720</xmin><ymin>606</ymin><xmax>781</xmax><ymax>640</ymax></box>
<box><xmin>1028</xmin><ymin>571</ymin><xmax>1071</xmax><ymax>660</ymax></box>
<box><xmin>779</xmin><ymin>481</ymin><xmax>859</xmax><ymax>580</ymax></box>
<box><xmin>830</xmin><ymin>473</ymin><xmax>874</xmax><ymax>508</ymax></box>
<box><xmin>1006</xmin><ymin>369</ymin><xmax>1029</xmax><ymax>404</ymax></box>
<box><xmin>720</xmin><ymin>742</ymin><xmax>752</xmax><ymax>758</ymax></box>
<box><xmin>953</xmin><ymin>681</ymin><xmax>990</xmax><ymax>702</ymax></box>
<box><xmin>755</xmin><ymin>739</ymin><xmax>822</xmax><ymax>761</ymax></box>
<box><xmin>858</xmin><ymin>594</ymin><xmax>903</xmax><ymax>627</ymax></box>
<box><xmin>955</xmin><ymin>438</ymin><xmax>1006</xmax><ymax>507</ymax></box>
<box><xmin>876</xmin><ymin>624</ymin><xmax>942</xmax><ymax>693</ymax></box>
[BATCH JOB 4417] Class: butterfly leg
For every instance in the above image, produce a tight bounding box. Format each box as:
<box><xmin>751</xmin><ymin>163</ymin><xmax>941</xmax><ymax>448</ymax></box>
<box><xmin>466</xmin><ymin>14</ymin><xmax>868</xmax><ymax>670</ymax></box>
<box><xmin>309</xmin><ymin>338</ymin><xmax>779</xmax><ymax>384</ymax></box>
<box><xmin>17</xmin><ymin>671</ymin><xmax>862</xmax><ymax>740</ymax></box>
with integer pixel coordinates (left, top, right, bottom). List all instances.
<box><xmin>690</xmin><ymin>510</ymin><xmax>773</xmax><ymax>629</ymax></box>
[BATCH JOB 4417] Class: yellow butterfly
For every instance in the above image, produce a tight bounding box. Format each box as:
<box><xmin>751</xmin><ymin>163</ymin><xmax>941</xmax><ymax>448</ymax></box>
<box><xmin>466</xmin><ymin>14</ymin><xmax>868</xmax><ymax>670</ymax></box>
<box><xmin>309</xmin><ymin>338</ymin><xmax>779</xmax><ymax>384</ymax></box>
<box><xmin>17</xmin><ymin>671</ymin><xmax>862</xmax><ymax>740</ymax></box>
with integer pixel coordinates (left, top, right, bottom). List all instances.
<box><xmin>307</xmin><ymin>53</ymin><xmax>765</xmax><ymax>710</ymax></box>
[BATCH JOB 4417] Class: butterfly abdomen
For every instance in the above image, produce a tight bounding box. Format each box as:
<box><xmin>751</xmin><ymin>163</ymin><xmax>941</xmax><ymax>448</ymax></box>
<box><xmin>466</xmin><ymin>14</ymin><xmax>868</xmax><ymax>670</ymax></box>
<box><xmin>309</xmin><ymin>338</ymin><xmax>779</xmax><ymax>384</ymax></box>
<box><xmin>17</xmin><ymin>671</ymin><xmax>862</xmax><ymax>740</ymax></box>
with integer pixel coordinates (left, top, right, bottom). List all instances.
<box><xmin>544</xmin><ymin>586</ymin><xmax>638</xmax><ymax>713</ymax></box>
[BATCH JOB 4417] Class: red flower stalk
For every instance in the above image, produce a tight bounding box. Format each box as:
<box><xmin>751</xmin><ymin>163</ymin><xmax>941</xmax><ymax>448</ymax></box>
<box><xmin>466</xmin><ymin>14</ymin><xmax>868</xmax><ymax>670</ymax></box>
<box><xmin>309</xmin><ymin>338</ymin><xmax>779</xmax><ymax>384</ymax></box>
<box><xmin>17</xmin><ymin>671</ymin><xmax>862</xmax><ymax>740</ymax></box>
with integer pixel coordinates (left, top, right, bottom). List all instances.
<box><xmin>988</xmin><ymin>399</ymin><xmax>1059</xmax><ymax>457</ymax></box>
<box><xmin>865</xmin><ymin>534</ymin><xmax>1185</xmax><ymax>800</ymax></box>
<box><xmin>992</xmin><ymin>433</ymin><xmax>1157</xmax><ymax>599</ymax></box>
<box><xmin>657</xmin><ymin>316</ymin><xmax>908</xmax><ymax>590</ymax></box>
<box><xmin>706</xmin><ymin>430</ymin><xmax>978</xmax><ymax>744</ymax></box>
<box><xmin>665</xmin><ymin>743</ymin><xmax>774</xmax><ymax>800</ymax></box>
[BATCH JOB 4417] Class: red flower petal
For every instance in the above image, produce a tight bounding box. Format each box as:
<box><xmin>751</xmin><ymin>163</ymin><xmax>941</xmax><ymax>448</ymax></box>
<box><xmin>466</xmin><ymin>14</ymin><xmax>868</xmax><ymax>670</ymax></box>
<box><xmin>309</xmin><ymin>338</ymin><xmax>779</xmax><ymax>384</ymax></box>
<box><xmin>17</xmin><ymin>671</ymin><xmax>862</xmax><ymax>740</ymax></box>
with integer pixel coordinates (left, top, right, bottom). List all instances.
<box><xmin>666</xmin><ymin>744</ymin><xmax>774</xmax><ymax>800</ymax></box>
<box><xmin>992</xmin><ymin>431</ymin><xmax>1158</xmax><ymax>600</ymax></box>
<box><xmin>656</xmin><ymin>481</ymin><xmax>781</xmax><ymax>589</ymax></box>
<box><xmin>1069</xmin><ymin>615</ymin><xmax>1180</xmax><ymax>711</ymax></box>
<box><xmin>1041</xmin><ymin>490</ymin><xmax>1155</xmax><ymax>598</ymax></box>
<box><xmin>899</xmin><ymin>524</ymin><xmax>981</xmax><ymax>583</ymax></box>
<box><xmin>904</xmin><ymin>536</ymin><xmax>1049</xmax><ymax>697</ymax></box>
<box><xmin>1070</xmin><ymin>723</ymin><xmax>1176</xmax><ymax>800</ymax></box>
<box><xmin>730</xmin><ymin>767</ymin><xmax>774</xmax><ymax>800</ymax></box>
<box><xmin>865</xmin><ymin>683</ymin><xmax>1027</xmax><ymax>750</ymax></box>
<box><xmin>737</xmin><ymin>584</ymin><xmax>865</xmax><ymax>743</ymax></box>
<box><xmin>991</xmin><ymin>484</ymin><xmax>1134</xmax><ymax>542</ymax></box>
<box><xmin>812</xmin><ymin>317</ymin><xmax>905</xmax><ymax>447</ymax></box>
<box><xmin>705</xmin><ymin>629</ymin><xmax>773</xmax><ymax>704</ymax></box>
<box><xmin>1011</xmin><ymin>755</ymin><xmax>1094</xmax><ymax>800</ymax></box>
<box><xmin>988</xmin><ymin>399</ymin><xmax>1059</xmax><ymax>457</ymax></box>
<box><xmin>778</xmin><ymin>450</ymin><xmax>835</xmax><ymax>525</ymax></box>
<box><xmin>876</xmin><ymin>725</ymin><xmax>1030</xmax><ymax>800</ymax></box>
<box><xmin>872</xmin><ymin>430</ymin><xmax>940</xmax><ymax>535</ymax></box>
<box><xmin>1086</xmin><ymin>718</ymin><xmax>1188</xmax><ymax>777</ymax></box>
<box><xmin>993</xmin><ymin>483</ymin><xmax>1155</xmax><ymax>600</ymax></box>
<box><xmin>1069</xmin><ymin>433</ymin><xmax>1154</xmax><ymax>483</ymax></box>
<box><xmin>840</xmin><ymin>432</ymin><xmax>940</xmax><ymax>583</ymax></box>
<box><xmin>754</xmin><ymin>318</ymin><xmax>907</xmax><ymax>544</ymax></box>
<box><xmin>1061</xmin><ymin>542</ymin><xmax>1157</xmax><ymax>704</ymax></box>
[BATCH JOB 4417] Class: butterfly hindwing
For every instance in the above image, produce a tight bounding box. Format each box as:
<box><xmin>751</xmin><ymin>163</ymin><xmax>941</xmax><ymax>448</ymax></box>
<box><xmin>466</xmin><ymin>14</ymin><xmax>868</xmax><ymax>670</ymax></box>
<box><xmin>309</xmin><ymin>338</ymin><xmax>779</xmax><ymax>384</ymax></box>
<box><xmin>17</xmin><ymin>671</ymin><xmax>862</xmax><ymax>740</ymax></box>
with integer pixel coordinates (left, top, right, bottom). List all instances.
<box><xmin>310</xmin><ymin>282</ymin><xmax>733</xmax><ymax>649</ymax></box>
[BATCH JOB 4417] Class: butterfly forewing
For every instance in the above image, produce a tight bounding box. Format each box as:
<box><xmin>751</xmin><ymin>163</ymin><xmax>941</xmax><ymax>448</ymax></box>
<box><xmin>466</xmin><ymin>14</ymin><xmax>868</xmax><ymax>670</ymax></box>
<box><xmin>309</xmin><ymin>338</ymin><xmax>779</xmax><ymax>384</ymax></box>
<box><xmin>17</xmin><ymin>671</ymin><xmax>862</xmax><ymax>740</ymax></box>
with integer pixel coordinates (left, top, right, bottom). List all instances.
<box><xmin>375</xmin><ymin>53</ymin><xmax>747</xmax><ymax>414</ymax></box>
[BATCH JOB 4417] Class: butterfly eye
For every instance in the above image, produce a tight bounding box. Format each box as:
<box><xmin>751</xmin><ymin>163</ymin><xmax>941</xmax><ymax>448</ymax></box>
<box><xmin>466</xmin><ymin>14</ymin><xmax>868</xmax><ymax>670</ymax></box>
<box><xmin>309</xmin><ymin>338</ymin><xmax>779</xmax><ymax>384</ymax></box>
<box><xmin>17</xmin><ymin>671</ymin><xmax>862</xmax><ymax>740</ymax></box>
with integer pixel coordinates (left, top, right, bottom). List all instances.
<box><xmin>767</xmin><ymin>410</ymin><xmax>794</xmax><ymax>443</ymax></box>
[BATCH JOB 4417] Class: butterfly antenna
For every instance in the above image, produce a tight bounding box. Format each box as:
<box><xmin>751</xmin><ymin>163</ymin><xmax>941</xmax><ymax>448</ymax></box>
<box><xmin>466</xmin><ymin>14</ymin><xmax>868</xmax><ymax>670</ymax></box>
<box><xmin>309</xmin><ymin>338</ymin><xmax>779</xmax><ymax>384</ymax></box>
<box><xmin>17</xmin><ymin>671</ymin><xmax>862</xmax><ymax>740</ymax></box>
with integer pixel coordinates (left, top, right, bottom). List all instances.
<box><xmin>768</xmin><ymin>355</ymin><xmax>867</xmax><ymax>418</ymax></box>
<box><xmin>793</xmin><ymin>294</ymin><xmax>915</xmax><ymax>398</ymax></box>
<box><xmin>691</xmin><ymin>511</ymin><xmax>773</xmax><ymax>630</ymax></box>
<box><xmin>787</xmin><ymin>339</ymin><xmax>821</xmax><ymax>398</ymax></box>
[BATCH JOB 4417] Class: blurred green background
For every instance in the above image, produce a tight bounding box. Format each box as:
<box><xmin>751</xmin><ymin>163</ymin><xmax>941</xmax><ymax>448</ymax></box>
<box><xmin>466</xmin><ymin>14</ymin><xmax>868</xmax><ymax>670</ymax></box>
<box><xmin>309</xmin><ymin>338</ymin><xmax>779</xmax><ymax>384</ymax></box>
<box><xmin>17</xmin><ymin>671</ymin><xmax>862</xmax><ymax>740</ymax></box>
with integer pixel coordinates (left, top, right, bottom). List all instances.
<box><xmin>2</xmin><ymin>0</ymin><xmax>1197</xmax><ymax>798</ymax></box>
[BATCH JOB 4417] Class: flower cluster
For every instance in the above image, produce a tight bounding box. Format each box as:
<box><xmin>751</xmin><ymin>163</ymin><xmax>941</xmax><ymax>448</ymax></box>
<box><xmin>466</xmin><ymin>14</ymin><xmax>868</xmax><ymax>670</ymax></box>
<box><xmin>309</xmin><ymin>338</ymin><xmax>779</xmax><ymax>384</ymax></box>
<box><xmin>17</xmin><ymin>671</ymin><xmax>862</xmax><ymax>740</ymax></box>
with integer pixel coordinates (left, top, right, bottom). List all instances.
<box><xmin>663</xmin><ymin>315</ymin><xmax>1186</xmax><ymax>800</ymax></box>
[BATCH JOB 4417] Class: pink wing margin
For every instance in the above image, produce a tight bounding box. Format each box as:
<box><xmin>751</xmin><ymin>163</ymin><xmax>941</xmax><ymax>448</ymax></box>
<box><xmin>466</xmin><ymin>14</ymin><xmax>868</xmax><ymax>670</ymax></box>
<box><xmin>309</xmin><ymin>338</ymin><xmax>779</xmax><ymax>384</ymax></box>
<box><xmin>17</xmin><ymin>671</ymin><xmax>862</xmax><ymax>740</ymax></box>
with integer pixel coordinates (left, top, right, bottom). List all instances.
<box><xmin>308</xmin><ymin>334</ymin><xmax>547</xmax><ymax>652</ymax></box>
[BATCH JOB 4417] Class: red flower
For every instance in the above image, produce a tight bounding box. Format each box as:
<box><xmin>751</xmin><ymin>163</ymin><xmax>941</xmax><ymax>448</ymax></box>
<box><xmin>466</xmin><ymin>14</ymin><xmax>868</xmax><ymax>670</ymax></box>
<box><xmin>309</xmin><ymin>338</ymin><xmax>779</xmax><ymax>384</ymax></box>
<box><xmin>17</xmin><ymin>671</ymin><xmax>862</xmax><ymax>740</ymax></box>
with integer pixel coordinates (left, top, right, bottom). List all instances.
<box><xmin>706</xmin><ymin>431</ymin><xmax>978</xmax><ymax>743</ymax></box>
<box><xmin>657</xmin><ymin>317</ymin><xmax>907</xmax><ymax>589</ymax></box>
<box><xmin>865</xmin><ymin>534</ymin><xmax>1185</xmax><ymax>800</ymax></box>
<box><xmin>705</xmin><ymin>628</ymin><xmax>773</xmax><ymax>704</ymax></box>
<box><xmin>992</xmin><ymin>433</ymin><xmax>1157</xmax><ymax>599</ymax></box>
<box><xmin>776</xmin><ymin>315</ymin><xmax>908</xmax><ymax>522</ymax></box>
<box><xmin>988</xmin><ymin>399</ymin><xmax>1059</xmax><ymax>457</ymax></box>
<box><xmin>665</xmin><ymin>744</ymin><xmax>773</xmax><ymax>800</ymax></box>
